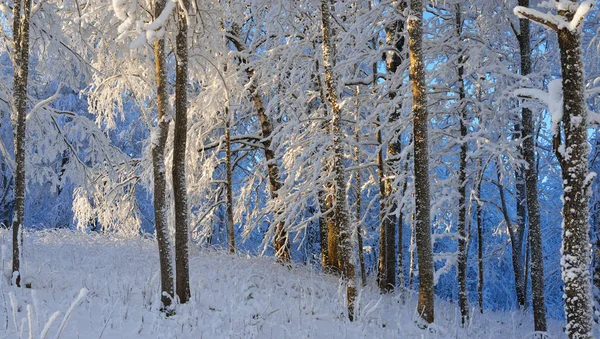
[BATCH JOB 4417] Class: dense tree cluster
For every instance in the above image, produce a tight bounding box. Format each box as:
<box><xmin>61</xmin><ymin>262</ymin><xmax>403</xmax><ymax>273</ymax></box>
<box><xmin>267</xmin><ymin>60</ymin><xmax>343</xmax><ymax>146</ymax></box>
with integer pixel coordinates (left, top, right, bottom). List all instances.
<box><xmin>1</xmin><ymin>0</ymin><xmax>600</xmax><ymax>337</ymax></box>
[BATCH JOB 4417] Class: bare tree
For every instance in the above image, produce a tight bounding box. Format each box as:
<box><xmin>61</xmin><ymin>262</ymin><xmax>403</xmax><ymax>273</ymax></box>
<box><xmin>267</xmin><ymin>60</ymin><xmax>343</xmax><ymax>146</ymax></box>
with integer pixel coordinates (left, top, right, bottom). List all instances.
<box><xmin>407</xmin><ymin>0</ymin><xmax>434</xmax><ymax>324</ymax></box>
<box><xmin>454</xmin><ymin>3</ymin><xmax>469</xmax><ymax>326</ymax></box>
<box><xmin>173</xmin><ymin>0</ymin><xmax>191</xmax><ymax>304</ymax></box>
<box><xmin>151</xmin><ymin>0</ymin><xmax>175</xmax><ymax>311</ymax></box>
<box><xmin>516</xmin><ymin>2</ymin><xmax>594</xmax><ymax>337</ymax></box>
<box><xmin>516</xmin><ymin>0</ymin><xmax>546</xmax><ymax>332</ymax></box>
<box><xmin>11</xmin><ymin>0</ymin><xmax>33</xmax><ymax>288</ymax></box>
<box><xmin>320</xmin><ymin>0</ymin><xmax>357</xmax><ymax>320</ymax></box>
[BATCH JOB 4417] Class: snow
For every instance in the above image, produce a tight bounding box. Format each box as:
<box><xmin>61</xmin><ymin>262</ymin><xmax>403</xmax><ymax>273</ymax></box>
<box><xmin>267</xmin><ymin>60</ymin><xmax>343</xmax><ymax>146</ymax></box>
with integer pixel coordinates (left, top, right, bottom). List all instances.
<box><xmin>565</xmin><ymin>1</ymin><xmax>595</xmax><ymax>31</ymax></box>
<box><xmin>514</xmin><ymin>79</ymin><xmax>563</xmax><ymax>138</ymax></box>
<box><xmin>145</xmin><ymin>1</ymin><xmax>176</xmax><ymax>32</ymax></box>
<box><xmin>0</xmin><ymin>230</ymin><xmax>572</xmax><ymax>338</ymax></box>
<box><xmin>514</xmin><ymin>1</ymin><xmax>595</xmax><ymax>32</ymax></box>
<box><xmin>548</xmin><ymin>80</ymin><xmax>564</xmax><ymax>137</ymax></box>
<box><xmin>513</xmin><ymin>6</ymin><xmax>567</xmax><ymax>29</ymax></box>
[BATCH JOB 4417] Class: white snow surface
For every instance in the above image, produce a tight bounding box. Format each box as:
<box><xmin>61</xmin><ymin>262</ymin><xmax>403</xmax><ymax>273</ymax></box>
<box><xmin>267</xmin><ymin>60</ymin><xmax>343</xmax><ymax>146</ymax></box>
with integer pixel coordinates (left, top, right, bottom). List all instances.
<box><xmin>0</xmin><ymin>230</ymin><xmax>573</xmax><ymax>338</ymax></box>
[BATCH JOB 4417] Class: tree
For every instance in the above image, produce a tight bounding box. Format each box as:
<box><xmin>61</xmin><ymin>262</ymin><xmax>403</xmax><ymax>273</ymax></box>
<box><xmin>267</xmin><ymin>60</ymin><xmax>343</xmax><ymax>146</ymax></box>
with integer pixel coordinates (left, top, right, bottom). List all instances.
<box><xmin>10</xmin><ymin>0</ymin><xmax>33</xmax><ymax>288</ymax></box>
<box><xmin>150</xmin><ymin>0</ymin><xmax>176</xmax><ymax>311</ymax></box>
<box><xmin>515</xmin><ymin>1</ymin><xmax>595</xmax><ymax>337</ymax></box>
<box><xmin>320</xmin><ymin>0</ymin><xmax>357</xmax><ymax>321</ymax></box>
<box><xmin>516</xmin><ymin>0</ymin><xmax>547</xmax><ymax>332</ymax></box>
<box><xmin>173</xmin><ymin>0</ymin><xmax>191</xmax><ymax>304</ymax></box>
<box><xmin>377</xmin><ymin>0</ymin><xmax>407</xmax><ymax>294</ymax></box>
<box><xmin>407</xmin><ymin>0</ymin><xmax>434</xmax><ymax>324</ymax></box>
<box><xmin>454</xmin><ymin>3</ymin><xmax>469</xmax><ymax>326</ymax></box>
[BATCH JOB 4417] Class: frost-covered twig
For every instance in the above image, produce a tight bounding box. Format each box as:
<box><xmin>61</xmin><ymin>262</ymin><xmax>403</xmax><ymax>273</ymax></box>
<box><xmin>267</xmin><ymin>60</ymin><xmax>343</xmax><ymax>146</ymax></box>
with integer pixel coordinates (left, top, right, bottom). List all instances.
<box><xmin>54</xmin><ymin>288</ymin><xmax>88</xmax><ymax>339</ymax></box>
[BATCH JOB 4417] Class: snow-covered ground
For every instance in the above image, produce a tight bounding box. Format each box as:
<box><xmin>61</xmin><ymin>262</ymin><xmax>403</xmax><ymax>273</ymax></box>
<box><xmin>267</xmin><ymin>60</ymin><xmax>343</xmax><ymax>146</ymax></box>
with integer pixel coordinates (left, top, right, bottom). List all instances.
<box><xmin>0</xmin><ymin>230</ymin><xmax>569</xmax><ymax>338</ymax></box>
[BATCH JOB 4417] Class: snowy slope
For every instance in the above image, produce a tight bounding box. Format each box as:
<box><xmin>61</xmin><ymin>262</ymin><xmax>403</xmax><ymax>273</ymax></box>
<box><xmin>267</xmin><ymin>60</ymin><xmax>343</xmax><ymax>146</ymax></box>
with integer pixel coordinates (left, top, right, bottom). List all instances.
<box><xmin>0</xmin><ymin>230</ymin><xmax>569</xmax><ymax>338</ymax></box>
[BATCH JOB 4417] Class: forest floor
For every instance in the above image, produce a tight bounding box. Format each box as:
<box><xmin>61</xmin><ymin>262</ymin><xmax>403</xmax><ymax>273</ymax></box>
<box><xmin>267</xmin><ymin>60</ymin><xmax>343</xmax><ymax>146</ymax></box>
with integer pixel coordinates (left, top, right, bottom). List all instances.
<box><xmin>0</xmin><ymin>230</ymin><xmax>574</xmax><ymax>338</ymax></box>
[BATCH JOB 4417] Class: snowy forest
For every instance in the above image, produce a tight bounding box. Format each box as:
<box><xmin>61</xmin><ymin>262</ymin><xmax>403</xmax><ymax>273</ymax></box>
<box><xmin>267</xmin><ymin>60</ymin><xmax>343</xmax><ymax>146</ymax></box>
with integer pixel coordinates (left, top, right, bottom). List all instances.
<box><xmin>0</xmin><ymin>0</ymin><xmax>600</xmax><ymax>338</ymax></box>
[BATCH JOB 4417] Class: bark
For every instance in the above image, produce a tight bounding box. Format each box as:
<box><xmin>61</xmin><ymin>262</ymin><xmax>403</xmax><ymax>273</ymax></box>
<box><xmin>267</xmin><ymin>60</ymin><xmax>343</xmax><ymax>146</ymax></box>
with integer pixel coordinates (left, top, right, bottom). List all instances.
<box><xmin>354</xmin><ymin>88</ymin><xmax>367</xmax><ymax>287</ymax></box>
<box><xmin>408</xmin><ymin>0</ymin><xmax>434</xmax><ymax>324</ymax></box>
<box><xmin>377</xmin><ymin>1</ymin><xmax>406</xmax><ymax>294</ymax></box>
<box><xmin>151</xmin><ymin>0</ymin><xmax>175</xmax><ymax>310</ymax></box>
<box><xmin>173</xmin><ymin>0</ymin><xmax>191</xmax><ymax>304</ymax></box>
<box><xmin>517</xmin><ymin>1</ymin><xmax>546</xmax><ymax>330</ymax></box>
<box><xmin>495</xmin><ymin>161</ymin><xmax>527</xmax><ymax>310</ymax></box>
<box><xmin>312</xmin><ymin>55</ymin><xmax>338</xmax><ymax>272</ymax></box>
<box><xmin>455</xmin><ymin>4</ymin><xmax>469</xmax><ymax>326</ymax></box>
<box><xmin>556</xmin><ymin>9</ymin><xmax>593</xmax><ymax>338</ymax></box>
<box><xmin>408</xmin><ymin>213</ymin><xmax>416</xmax><ymax>290</ymax></box>
<box><xmin>225</xmin><ymin>109</ymin><xmax>235</xmax><ymax>254</ymax></box>
<box><xmin>398</xmin><ymin>159</ymin><xmax>408</xmax><ymax>300</ymax></box>
<box><xmin>11</xmin><ymin>0</ymin><xmax>33</xmax><ymax>288</ymax></box>
<box><xmin>320</xmin><ymin>0</ymin><xmax>356</xmax><ymax>320</ymax></box>
<box><xmin>476</xmin><ymin>159</ymin><xmax>484</xmax><ymax>313</ymax></box>
<box><xmin>594</xmin><ymin>213</ymin><xmax>600</xmax><ymax>324</ymax></box>
<box><xmin>514</xmin><ymin>120</ymin><xmax>527</xmax><ymax>309</ymax></box>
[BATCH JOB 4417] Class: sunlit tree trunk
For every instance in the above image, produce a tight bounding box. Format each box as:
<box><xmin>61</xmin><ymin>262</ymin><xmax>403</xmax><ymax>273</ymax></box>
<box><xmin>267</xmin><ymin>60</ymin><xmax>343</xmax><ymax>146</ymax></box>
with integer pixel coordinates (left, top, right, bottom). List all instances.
<box><xmin>407</xmin><ymin>0</ymin><xmax>434</xmax><ymax>324</ymax></box>
<box><xmin>151</xmin><ymin>0</ymin><xmax>175</xmax><ymax>311</ymax></box>
<box><xmin>320</xmin><ymin>0</ymin><xmax>357</xmax><ymax>320</ymax></box>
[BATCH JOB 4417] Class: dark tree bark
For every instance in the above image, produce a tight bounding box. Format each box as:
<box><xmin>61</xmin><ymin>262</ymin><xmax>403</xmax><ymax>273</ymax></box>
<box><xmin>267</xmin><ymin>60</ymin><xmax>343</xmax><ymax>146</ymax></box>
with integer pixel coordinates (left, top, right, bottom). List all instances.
<box><xmin>517</xmin><ymin>0</ymin><xmax>547</xmax><ymax>331</ymax></box>
<box><xmin>11</xmin><ymin>0</ymin><xmax>33</xmax><ymax>288</ymax></box>
<box><xmin>476</xmin><ymin>159</ymin><xmax>484</xmax><ymax>313</ymax></box>
<box><xmin>225</xmin><ymin>109</ymin><xmax>235</xmax><ymax>254</ymax></box>
<box><xmin>516</xmin><ymin>3</ymin><xmax>592</xmax><ymax>336</ymax></box>
<box><xmin>151</xmin><ymin>0</ymin><xmax>175</xmax><ymax>311</ymax></box>
<box><xmin>454</xmin><ymin>4</ymin><xmax>469</xmax><ymax>326</ymax></box>
<box><xmin>408</xmin><ymin>0</ymin><xmax>434</xmax><ymax>324</ymax></box>
<box><xmin>354</xmin><ymin>88</ymin><xmax>367</xmax><ymax>287</ymax></box>
<box><xmin>173</xmin><ymin>0</ymin><xmax>191</xmax><ymax>304</ymax></box>
<box><xmin>555</xmin><ymin>18</ymin><xmax>592</xmax><ymax>339</ymax></box>
<box><xmin>377</xmin><ymin>1</ymin><xmax>406</xmax><ymax>294</ymax></box>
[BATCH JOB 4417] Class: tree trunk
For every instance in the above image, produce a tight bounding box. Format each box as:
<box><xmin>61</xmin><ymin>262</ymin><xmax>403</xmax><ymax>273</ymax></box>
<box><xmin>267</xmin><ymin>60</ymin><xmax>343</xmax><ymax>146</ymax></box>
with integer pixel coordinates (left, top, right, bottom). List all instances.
<box><xmin>354</xmin><ymin>87</ymin><xmax>367</xmax><ymax>287</ymax></box>
<box><xmin>225</xmin><ymin>109</ymin><xmax>235</xmax><ymax>254</ymax></box>
<box><xmin>11</xmin><ymin>0</ymin><xmax>33</xmax><ymax>288</ymax></box>
<box><xmin>152</xmin><ymin>0</ymin><xmax>175</xmax><ymax>310</ymax></box>
<box><xmin>320</xmin><ymin>0</ymin><xmax>356</xmax><ymax>320</ymax></box>
<box><xmin>517</xmin><ymin>1</ymin><xmax>546</xmax><ymax>330</ymax></box>
<box><xmin>377</xmin><ymin>1</ymin><xmax>406</xmax><ymax>294</ymax></box>
<box><xmin>173</xmin><ymin>0</ymin><xmax>191</xmax><ymax>304</ymax></box>
<box><xmin>556</xmin><ymin>10</ymin><xmax>593</xmax><ymax>338</ymax></box>
<box><xmin>495</xmin><ymin>161</ymin><xmax>527</xmax><ymax>310</ymax></box>
<box><xmin>407</xmin><ymin>0</ymin><xmax>434</xmax><ymax>324</ymax></box>
<box><xmin>476</xmin><ymin>159</ymin><xmax>484</xmax><ymax>313</ymax></box>
<box><xmin>455</xmin><ymin>4</ymin><xmax>469</xmax><ymax>326</ymax></box>
<box><xmin>227</xmin><ymin>26</ymin><xmax>291</xmax><ymax>262</ymax></box>
<box><xmin>514</xmin><ymin>124</ymin><xmax>527</xmax><ymax>309</ymax></box>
